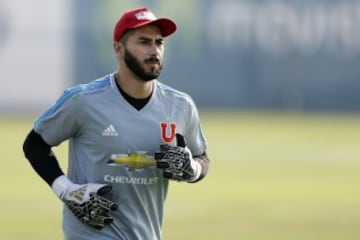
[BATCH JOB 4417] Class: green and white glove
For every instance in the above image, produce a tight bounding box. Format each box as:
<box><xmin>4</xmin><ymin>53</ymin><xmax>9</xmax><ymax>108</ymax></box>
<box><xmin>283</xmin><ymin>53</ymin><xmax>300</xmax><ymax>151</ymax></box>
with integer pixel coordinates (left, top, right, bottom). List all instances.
<box><xmin>52</xmin><ymin>176</ymin><xmax>118</xmax><ymax>230</ymax></box>
<box><xmin>155</xmin><ymin>134</ymin><xmax>201</xmax><ymax>182</ymax></box>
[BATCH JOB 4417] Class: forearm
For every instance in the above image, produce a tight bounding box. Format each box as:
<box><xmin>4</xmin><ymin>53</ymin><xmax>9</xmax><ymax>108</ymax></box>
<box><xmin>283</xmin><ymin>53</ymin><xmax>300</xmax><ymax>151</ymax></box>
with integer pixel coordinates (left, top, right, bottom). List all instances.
<box><xmin>23</xmin><ymin>130</ymin><xmax>118</xmax><ymax>229</ymax></box>
<box><xmin>23</xmin><ymin>129</ymin><xmax>64</xmax><ymax>186</ymax></box>
<box><xmin>191</xmin><ymin>153</ymin><xmax>210</xmax><ymax>183</ymax></box>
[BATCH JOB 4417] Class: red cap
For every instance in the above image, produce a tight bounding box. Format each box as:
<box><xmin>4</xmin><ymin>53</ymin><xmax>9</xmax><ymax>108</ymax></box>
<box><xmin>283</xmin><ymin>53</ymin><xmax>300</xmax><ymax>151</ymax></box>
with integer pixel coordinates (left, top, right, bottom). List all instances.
<box><xmin>113</xmin><ymin>7</ymin><xmax>177</xmax><ymax>42</ymax></box>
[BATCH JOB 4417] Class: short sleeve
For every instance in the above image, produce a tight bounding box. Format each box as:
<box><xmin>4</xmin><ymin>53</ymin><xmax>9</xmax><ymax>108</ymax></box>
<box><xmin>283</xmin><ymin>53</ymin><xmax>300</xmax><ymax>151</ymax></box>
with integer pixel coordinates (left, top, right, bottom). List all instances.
<box><xmin>184</xmin><ymin>97</ymin><xmax>208</xmax><ymax>156</ymax></box>
<box><xmin>34</xmin><ymin>86</ymin><xmax>84</xmax><ymax>146</ymax></box>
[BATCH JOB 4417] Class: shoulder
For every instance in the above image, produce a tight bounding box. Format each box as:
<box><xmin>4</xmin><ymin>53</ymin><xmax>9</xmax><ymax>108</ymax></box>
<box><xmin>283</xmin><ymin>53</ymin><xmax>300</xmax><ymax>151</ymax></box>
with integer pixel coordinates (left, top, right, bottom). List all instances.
<box><xmin>155</xmin><ymin>81</ymin><xmax>200</xmax><ymax>118</ymax></box>
<box><xmin>156</xmin><ymin>81</ymin><xmax>195</xmax><ymax>106</ymax></box>
<box><xmin>34</xmin><ymin>75</ymin><xmax>113</xmax><ymax>127</ymax></box>
<box><xmin>43</xmin><ymin>75</ymin><xmax>112</xmax><ymax>115</ymax></box>
<box><xmin>65</xmin><ymin>75</ymin><xmax>112</xmax><ymax>99</ymax></box>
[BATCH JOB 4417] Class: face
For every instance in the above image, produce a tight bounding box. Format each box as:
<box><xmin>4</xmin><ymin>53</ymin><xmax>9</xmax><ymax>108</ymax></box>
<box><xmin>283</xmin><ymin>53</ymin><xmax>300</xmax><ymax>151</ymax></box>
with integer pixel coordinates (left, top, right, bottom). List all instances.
<box><xmin>119</xmin><ymin>25</ymin><xmax>165</xmax><ymax>82</ymax></box>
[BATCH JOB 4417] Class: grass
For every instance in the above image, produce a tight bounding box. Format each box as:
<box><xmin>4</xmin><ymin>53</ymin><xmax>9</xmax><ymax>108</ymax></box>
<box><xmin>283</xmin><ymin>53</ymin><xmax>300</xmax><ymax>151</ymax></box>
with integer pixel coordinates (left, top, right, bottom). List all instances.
<box><xmin>1</xmin><ymin>111</ymin><xmax>360</xmax><ymax>239</ymax></box>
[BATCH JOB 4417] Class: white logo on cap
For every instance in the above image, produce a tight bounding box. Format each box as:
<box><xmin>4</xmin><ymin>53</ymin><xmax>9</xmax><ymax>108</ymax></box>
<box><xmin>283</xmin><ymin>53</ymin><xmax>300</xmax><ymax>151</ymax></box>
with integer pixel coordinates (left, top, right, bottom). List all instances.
<box><xmin>135</xmin><ymin>11</ymin><xmax>156</xmax><ymax>21</ymax></box>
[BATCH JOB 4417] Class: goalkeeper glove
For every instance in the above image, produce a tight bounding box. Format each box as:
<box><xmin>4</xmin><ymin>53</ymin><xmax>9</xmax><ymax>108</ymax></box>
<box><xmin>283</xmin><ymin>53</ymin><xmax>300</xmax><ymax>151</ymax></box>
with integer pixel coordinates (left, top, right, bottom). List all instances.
<box><xmin>52</xmin><ymin>176</ymin><xmax>118</xmax><ymax>230</ymax></box>
<box><xmin>155</xmin><ymin>133</ymin><xmax>201</xmax><ymax>182</ymax></box>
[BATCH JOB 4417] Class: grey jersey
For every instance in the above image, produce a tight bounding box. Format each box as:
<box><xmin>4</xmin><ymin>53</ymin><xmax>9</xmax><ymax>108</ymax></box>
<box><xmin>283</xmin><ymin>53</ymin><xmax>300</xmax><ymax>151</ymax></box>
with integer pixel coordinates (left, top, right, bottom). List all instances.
<box><xmin>34</xmin><ymin>73</ymin><xmax>207</xmax><ymax>240</ymax></box>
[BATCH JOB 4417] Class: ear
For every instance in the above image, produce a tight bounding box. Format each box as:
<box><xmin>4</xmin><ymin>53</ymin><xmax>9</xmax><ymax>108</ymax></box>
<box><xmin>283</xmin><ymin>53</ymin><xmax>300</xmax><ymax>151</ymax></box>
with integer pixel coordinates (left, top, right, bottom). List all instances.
<box><xmin>113</xmin><ymin>42</ymin><xmax>125</xmax><ymax>57</ymax></box>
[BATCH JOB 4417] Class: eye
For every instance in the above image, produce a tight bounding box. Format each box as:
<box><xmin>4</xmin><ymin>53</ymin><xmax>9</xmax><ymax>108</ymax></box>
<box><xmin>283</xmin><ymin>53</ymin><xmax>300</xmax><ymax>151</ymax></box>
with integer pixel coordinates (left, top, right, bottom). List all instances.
<box><xmin>138</xmin><ymin>39</ymin><xmax>151</xmax><ymax>45</ymax></box>
<box><xmin>156</xmin><ymin>39</ymin><xmax>164</xmax><ymax>46</ymax></box>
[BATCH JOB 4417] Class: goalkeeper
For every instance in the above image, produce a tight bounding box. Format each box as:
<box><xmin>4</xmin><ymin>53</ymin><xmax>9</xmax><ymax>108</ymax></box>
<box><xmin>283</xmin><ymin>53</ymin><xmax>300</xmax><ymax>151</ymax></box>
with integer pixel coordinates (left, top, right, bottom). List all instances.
<box><xmin>22</xmin><ymin>7</ymin><xmax>210</xmax><ymax>240</ymax></box>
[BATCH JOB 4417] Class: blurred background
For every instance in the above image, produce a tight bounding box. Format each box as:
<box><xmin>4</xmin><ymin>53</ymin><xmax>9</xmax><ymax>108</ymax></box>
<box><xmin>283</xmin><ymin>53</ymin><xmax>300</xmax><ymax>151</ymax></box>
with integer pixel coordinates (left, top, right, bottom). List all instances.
<box><xmin>1</xmin><ymin>0</ymin><xmax>360</xmax><ymax>112</ymax></box>
<box><xmin>1</xmin><ymin>0</ymin><xmax>360</xmax><ymax>239</ymax></box>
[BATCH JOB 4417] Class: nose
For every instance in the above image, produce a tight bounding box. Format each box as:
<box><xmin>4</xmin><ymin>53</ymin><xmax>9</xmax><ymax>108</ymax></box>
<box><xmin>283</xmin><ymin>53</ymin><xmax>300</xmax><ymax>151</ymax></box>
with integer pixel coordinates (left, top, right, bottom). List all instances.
<box><xmin>146</xmin><ymin>45</ymin><xmax>161</xmax><ymax>62</ymax></box>
<box><xmin>149</xmin><ymin>43</ymin><xmax>162</xmax><ymax>56</ymax></box>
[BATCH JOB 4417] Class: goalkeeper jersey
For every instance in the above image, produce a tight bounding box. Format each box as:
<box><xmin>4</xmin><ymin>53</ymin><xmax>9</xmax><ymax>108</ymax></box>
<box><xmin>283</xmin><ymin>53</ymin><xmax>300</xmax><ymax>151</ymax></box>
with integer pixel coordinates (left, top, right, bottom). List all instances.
<box><xmin>33</xmin><ymin>73</ymin><xmax>207</xmax><ymax>240</ymax></box>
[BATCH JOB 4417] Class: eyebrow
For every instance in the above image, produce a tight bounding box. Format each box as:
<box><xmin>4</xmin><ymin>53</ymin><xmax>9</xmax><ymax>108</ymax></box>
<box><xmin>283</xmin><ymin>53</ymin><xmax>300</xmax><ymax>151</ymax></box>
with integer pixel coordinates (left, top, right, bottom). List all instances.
<box><xmin>138</xmin><ymin>36</ymin><xmax>164</xmax><ymax>42</ymax></box>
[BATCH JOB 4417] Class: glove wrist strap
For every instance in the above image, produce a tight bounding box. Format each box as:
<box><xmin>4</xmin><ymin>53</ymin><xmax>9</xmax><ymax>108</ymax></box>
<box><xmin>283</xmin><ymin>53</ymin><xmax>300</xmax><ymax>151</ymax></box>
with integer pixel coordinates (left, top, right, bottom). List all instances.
<box><xmin>51</xmin><ymin>175</ymin><xmax>73</xmax><ymax>199</ymax></box>
<box><xmin>188</xmin><ymin>159</ymin><xmax>202</xmax><ymax>183</ymax></box>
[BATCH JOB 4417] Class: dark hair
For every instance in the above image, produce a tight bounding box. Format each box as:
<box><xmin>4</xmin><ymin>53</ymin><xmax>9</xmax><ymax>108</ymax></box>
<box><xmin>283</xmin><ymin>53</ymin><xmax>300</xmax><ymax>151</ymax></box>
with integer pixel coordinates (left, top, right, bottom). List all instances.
<box><xmin>119</xmin><ymin>29</ymin><xmax>135</xmax><ymax>45</ymax></box>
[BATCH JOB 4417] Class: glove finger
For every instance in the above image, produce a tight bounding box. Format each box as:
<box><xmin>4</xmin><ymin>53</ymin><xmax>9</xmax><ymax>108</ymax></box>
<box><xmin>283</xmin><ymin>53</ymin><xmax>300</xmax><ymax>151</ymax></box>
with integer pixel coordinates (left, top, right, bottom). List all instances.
<box><xmin>66</xmin><ymin>195</ymin><xmax>115</xmax><ymax>230</ymax></box>
<box><xmin>84</xmin><ymin>220</ymin><xmax>105</xmax><ymax>230</ymax></box>
<box><xmin>156</xmin><ymin>160</ymin><xmax>170</xmax><ymax>169</ymax></box>
<box><xmin>160</xmin><ymin>144</ymin><xmax>171</xmax><ymax>151</ymax></box>
<box><xmin>88</xmin><ymin>209</ymin><xmax>114</xmax><ymax>225</ymax></box>
<box><xmin>80</xmin><ymin>214</ymin><xmax>105</xmax><ymax>230</ymax></box>
<box><xmin>92</xmin><ymin>185</ymin><xmax>118</xmax><ymax>211</ymax></box>
<box><xmin>163</xmin><ymin>171</ymin><xmax>183</xmax><ymax>181</ymax></box>
<box><xmin>154</xmin><ymin>151</ymin><xmax>165</xmax><ymax>160</ymax></box>
<box><xmin>163</xmin><ymin>171</ymin><xmax>174</xmax><ymax>179</ymax></box>
<box><xmin>96</xmin><ymin>195</ymin><xmax>118</xmax><ymax>212</ymax></box>
<box><xmin>164</xmin><ymin>166</ymin><xmax>183</xmax><ymax>177</ymax></box>
<box><xmin>91</xmin><ymin>212</ymin><xmax>114</xmax><ymax>225</ymax></box>
<box><xmin>103</xmin><ymin>216</ymin><xmax>114</xmax><ymax>225</ymax></box>
<box><xmin>176</xmin><ymin>133</ymin><xmax>186</xmax><ymax>147</ymax></box>
<box><xmin>65</xmin><ymin>200</ymin><xmax>88</xmax><ymax>223</ymax></box>
<box><xmin>96</xmin><ymin>185</ymin><xmax>112</xmax><ymax>196</ymax></box>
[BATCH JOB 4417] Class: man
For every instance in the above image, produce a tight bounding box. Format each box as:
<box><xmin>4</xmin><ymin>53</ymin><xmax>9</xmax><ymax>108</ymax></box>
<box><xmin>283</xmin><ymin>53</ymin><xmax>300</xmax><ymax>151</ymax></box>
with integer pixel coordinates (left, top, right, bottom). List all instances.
<box><xmin>23</xmin><ymin>7</ymin><xmax>210</xmax><ymax>240</ymax></box>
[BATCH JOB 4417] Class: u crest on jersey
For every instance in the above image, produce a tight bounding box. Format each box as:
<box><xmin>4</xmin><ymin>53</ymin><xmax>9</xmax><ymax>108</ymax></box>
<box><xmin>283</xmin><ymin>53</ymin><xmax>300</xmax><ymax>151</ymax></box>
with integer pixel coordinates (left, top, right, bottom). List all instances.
<box><xmin>160</xmin><ymin>122</ymin><xmax>176</xmax><ymax>143</ymax></box>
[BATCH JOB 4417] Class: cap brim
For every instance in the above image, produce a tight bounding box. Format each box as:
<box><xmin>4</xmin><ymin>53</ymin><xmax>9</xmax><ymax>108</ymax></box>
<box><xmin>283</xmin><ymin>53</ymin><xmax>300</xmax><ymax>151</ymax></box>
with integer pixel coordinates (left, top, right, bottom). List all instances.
<box><xmin>130</xmin><ymin>18</ymin><xmax>177</xmax><ymax>37</ymax></box>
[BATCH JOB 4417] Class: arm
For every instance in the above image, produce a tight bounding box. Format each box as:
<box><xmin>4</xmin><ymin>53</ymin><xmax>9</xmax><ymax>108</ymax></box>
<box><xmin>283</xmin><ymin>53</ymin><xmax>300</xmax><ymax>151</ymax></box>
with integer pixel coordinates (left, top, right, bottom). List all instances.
<box><xmin>192</xmin><ymin>152</ymin><xmax>210</xmax><ymax>183</ymax></box>
<box><xmin>23</xmin><ymin>129</ymin><xmax>64</xmax><ymax>185</ymax></box>
<box><xmin>23</xmin><ymin>129</ymin><xmax>117</xmax><ymax>229</ymax></box>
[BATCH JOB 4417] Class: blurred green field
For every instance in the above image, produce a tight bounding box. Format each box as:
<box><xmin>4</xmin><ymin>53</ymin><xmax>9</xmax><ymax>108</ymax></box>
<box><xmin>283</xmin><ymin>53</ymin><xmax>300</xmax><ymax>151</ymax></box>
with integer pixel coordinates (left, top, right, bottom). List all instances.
<box><xmin>1</xmin><ymin>111</ymin><xmax>360</xmax><ymax>240</ymax></box>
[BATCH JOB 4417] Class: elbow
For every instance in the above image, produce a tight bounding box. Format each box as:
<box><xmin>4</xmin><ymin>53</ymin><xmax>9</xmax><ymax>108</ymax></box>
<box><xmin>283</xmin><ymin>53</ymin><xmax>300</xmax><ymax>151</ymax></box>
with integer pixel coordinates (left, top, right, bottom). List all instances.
<box><xmin>23</xmin><ymin>129</ymin><xmax>51</xmax><ymax>160</ymax></box>
<box><xmin>23</xmin><ymin>131</ymin><xmax>32</xmax><ymax>159</ymax></box>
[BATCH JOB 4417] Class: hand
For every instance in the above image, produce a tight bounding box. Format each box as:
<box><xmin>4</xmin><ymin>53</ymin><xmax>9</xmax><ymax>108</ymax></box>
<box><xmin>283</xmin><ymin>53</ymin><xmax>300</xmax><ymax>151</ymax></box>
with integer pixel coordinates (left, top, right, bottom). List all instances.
<box><xmin>52</xmin><ymin>176</ymin><xmax>118</xmax><ymax>229</ymax></box>
<box><xmin>155</xmin><ymin>134</ymin><xmax>201</xmax><ymax>182</ymax></box>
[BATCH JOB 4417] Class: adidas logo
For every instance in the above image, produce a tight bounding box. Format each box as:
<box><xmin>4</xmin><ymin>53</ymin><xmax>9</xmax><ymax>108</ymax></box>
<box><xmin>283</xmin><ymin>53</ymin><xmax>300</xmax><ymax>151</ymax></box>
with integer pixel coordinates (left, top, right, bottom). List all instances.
<box><xmin>102</xmin><ymin>124</ymin><xmax>119</xmax><ymax>136</ymax></box>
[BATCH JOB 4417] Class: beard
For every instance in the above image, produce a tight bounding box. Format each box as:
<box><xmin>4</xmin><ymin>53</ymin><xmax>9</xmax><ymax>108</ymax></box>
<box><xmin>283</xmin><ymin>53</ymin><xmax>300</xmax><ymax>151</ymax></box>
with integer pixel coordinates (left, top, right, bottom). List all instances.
<box><xmin>124</xmin><ymin>48</ymin><xmax>163</xmax><ymax>82</ymax></box>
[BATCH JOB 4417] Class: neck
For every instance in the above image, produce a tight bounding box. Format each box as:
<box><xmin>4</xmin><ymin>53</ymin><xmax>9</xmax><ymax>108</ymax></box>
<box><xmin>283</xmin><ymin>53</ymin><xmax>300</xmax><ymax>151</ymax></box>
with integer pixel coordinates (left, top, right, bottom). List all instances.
<box><xmin>115</xmin><ymin>71</ymin><xmax>154</xmax><ymax>99</ymax></box>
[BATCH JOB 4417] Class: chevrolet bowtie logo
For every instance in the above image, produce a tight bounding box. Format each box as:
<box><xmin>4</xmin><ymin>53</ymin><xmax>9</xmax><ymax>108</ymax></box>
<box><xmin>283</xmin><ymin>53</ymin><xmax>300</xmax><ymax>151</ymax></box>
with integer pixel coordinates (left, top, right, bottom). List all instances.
<box><xmin>108</xmin><ymin>151</ymin><xmax>156</xmax><ymax>170</ymax></box>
